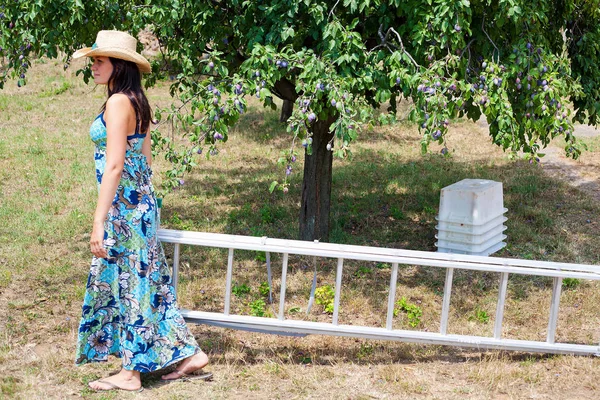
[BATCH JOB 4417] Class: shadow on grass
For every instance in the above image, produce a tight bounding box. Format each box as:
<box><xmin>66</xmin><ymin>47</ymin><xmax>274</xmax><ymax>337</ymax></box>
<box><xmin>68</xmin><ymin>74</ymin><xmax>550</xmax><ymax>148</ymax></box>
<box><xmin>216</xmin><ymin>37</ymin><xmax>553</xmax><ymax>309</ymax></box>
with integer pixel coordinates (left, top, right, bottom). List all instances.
<box><xmin>161</xmin><ymin>146</ymin><xmax>600</xmax><ymax>308</ymax></box>
<box><xmin>138</xmin><ymin>327</ymin><xmax>561</xmax><ymax>370</ymax></box>
<box><xmin>232</xmin><ymin>101</ymin><xmax>422</xmax><ymax>146</ymax></box>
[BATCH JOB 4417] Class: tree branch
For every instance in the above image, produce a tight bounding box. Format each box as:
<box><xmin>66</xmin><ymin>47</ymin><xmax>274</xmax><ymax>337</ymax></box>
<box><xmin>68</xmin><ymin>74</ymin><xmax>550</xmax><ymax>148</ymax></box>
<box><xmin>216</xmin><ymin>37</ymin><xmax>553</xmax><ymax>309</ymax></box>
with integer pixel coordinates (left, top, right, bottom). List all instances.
<box><xmin>274</xmin><ymin>78</ymin><xmax>299</xmax><ymax>102</ymax></box>
<box><xmin>328</xmin><ymin>0</ymin><xmax>341</xmax><ymax>20</ymax></box>
<box><xmin>369</xmin><ymin>24</ymin><xmax>422</xmax><ymax>70</ymax></box>
<box><xmin>482</xmin><ymin>15</ymin><xmax>500</xmax><ymax>63</ymax></box>
<box><xmin>388</xmin><ymin>27</ymin><xmax>420</xmax><ymax>68</ymax></box>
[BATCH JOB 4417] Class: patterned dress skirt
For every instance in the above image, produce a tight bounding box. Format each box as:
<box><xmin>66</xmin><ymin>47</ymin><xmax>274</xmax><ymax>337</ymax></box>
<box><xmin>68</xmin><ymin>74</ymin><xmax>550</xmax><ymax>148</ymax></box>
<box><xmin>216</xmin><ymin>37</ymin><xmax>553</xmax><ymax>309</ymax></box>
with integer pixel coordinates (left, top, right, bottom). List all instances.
<box><xmin>75</xmin><ymin>113</ymin><xmax>200</xmax><ymax>372</ymax></box>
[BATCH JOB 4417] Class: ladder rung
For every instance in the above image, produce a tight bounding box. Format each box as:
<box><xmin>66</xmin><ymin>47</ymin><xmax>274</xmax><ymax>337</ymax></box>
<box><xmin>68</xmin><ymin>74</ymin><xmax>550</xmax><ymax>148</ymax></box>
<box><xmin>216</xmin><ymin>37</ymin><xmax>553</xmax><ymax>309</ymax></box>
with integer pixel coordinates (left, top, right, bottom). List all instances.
<box><xmin>224</xmin><ymin>248</ymin><xmax>234</xmax><ymax>315</ymax></box>
<box><xmin>440</xmin><ymin>268</ymin><xmax>454</xmax><ymax>335</ymax></box>
<box><xmin>494</xmin><ymin>272</ymin><xmax>509</xmax><ymax>339</ymax></box>
<box><xmin>386</xmin><ymin>263</ymin><xmax>399</xmax><ymax>330</ymax></box>
<box><xmin>172</xmin><ymin>243</ymin><xmax>181</xmax><ymax>295</ymax></box>
<box><xmin>278</xmin><ymin>253</ymin><xmax>289</xmax><ymax>320</ymax></box>
<box><xmin>332</xmin><ymin>258</ymin><xmax>344</xmax><ymax>325</ymax></box>
<box><xmin>547</xmin><ymin>277</ymin><xmax>563</xmax><ymax>343</ymax></box>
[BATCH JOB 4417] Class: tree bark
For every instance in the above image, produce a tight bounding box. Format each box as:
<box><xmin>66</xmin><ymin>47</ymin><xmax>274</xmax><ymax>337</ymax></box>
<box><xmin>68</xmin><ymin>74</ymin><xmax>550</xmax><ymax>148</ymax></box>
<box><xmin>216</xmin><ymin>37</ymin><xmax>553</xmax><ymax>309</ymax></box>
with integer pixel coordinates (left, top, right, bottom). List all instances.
<box><xmin>299</xmin><ymin>116</ymin><xmax>336</xmax><ymax>242</ymax></box>
<box><xmin>280</xmin><ymin>99</ymin><xmax>294</xmax><ymax>122</ymax></box>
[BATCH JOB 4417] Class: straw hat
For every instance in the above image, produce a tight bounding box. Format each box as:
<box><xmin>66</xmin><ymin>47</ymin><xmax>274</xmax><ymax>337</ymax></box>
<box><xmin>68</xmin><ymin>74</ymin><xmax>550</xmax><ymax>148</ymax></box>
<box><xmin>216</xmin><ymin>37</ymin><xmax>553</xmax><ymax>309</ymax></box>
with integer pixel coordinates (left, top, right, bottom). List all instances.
<box><xmin>73</xmin><ymin>30</ymin><xmax>151</xmax><ymax>73</ymax></box>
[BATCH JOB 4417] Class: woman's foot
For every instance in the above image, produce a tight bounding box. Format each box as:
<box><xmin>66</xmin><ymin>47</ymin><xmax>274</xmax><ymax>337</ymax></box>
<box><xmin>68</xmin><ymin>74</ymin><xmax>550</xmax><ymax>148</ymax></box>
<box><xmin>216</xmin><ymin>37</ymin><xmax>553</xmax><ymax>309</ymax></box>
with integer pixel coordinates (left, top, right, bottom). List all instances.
<box><xmin>161</xmin><ymin>350</ymin><xmax>209</xmax><ymax>380</ymax></box>
<box><xmin>89</xmin><ymin>368</ymin><xmax>142</xmax><ymax>392</ymax></box>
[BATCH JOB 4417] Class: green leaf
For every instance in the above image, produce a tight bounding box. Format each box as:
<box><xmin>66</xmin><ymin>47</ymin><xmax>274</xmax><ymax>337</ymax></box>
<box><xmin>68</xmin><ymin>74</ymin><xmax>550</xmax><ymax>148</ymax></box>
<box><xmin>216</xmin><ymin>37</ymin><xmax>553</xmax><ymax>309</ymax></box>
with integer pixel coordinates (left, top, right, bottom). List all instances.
<box><xmin>269</xmin><ymin>181</ymin><xmax>278</xmax><ymax>193</ymax></box>
<box><xmin>281</xmin><ymin>27</ymin><xmax>295</xmax><ymax>41</ymax></box>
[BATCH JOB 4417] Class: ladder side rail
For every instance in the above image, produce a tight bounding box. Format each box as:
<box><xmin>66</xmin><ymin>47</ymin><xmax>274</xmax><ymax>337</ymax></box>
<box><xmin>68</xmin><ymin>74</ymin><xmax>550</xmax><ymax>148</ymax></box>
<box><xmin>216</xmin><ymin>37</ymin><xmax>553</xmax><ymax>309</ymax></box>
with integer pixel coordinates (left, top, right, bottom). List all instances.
<box><xmin>158</xmin><ymin>229</ymin><xmax>600</xmax><ymax>274</ymax></box>
<box><xmin>157</xmin><ymin>233</ymin><xmax>600</xmax><ymax>281</ymax></box>
<box><xmin>180</xmin><ymin>309</ymin><xmax>600</xmax><ymax>356</ymax></box>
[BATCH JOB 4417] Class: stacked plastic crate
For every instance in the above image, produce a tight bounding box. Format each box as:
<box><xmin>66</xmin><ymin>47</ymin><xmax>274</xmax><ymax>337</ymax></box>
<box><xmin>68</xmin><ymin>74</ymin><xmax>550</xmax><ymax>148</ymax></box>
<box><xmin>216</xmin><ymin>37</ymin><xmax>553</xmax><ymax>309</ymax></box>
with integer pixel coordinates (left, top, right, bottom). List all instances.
<box><xmin>435</xmin><ymin>179</ymin><xmax>507</xmax><ymax>256</ymax></box>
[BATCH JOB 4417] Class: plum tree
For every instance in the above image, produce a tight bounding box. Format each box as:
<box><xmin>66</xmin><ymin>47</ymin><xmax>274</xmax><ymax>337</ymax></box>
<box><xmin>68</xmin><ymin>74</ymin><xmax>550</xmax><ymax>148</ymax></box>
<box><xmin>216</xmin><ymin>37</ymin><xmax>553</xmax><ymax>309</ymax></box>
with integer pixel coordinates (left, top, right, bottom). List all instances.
<box><xmin>1</xmin><ymin>0</ymin><xmax>600</xmax><ymax>241</ymax></box>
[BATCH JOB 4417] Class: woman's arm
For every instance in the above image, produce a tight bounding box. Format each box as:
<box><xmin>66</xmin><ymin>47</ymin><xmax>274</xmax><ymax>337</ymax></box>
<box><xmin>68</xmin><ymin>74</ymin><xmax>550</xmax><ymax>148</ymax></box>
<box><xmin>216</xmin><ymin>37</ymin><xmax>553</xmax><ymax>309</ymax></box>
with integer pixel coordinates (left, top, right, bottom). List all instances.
<box><xmin>89</xmin><ymin>94</ymin><xmax>133</xmax><ymax>258</ymax></box>
<box><xmin>142</xmin><ymin>125</ymin><xmax>152</xmax><ymax>167</ymax></box>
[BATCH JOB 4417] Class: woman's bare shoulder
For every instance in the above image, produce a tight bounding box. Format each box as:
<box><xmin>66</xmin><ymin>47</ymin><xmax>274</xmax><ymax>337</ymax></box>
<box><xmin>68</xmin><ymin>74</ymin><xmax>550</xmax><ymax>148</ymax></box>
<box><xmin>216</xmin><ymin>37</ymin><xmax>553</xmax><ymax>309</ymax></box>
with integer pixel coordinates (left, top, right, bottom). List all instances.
<box><xmin>106</xmin><ymin>93</ymin><xmax>132</xmax><ymax>109</ymax></box>
<box><xmin>105</xmin><ymin>94</ymin><xmax>134</xmax><ymax>123</ymax></box>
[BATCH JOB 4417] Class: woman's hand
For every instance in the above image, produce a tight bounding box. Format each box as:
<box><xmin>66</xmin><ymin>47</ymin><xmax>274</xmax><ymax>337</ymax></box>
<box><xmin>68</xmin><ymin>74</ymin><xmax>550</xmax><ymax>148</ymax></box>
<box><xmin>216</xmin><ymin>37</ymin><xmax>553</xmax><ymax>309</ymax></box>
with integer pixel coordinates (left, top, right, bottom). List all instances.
<box><xmin>90</xmin><ymin>220</ymin><xmax>108</xmax><ymax>259</ymax></box>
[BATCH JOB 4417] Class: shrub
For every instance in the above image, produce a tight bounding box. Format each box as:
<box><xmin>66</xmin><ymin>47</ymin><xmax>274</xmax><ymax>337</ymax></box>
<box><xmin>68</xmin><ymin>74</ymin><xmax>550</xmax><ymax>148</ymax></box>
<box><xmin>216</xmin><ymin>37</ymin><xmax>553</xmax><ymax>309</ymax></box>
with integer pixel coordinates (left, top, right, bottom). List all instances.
<box><xmin>315</xmin><ymin>285</ymin><xmax>335</xmax><ymax>314</ymax></box>
<box><xmin>394</xmin><ymin>297</ymin><xmax>422</xmax><ymax>327</ymax></box>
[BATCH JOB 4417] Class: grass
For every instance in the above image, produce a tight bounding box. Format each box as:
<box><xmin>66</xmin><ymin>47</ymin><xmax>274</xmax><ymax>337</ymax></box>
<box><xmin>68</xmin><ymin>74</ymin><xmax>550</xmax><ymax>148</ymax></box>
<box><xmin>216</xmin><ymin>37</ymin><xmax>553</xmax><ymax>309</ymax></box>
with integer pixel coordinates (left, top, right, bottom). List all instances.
<box><xmin>0</xmin><ymin>58</ymin><xmax>599</xmax><ymax>399</ymax></box>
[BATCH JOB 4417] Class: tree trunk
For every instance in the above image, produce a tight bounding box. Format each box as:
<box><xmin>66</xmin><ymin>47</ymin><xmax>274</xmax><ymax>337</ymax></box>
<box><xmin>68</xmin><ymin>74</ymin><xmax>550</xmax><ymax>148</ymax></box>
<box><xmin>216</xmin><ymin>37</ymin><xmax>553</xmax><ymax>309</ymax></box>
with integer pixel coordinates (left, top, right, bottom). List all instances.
<box><xmin>299</xmin><ymin>116</ymin><xmax>336</xmax><ymax>242</ymax></box>
<box><xmin>280</xmin><ymin>99</ymin><xmax>293</xmax><ymax>122</ymax></box>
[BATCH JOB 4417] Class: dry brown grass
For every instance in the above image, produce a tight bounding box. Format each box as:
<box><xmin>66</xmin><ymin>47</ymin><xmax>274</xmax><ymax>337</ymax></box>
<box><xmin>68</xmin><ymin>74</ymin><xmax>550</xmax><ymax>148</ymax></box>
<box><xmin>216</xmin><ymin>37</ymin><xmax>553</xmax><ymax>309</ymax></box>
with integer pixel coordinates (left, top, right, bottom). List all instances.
<box><xmin>1</xmin><ymin>58</ymin><xmax>599</xmax><ymax>399</ymax></box>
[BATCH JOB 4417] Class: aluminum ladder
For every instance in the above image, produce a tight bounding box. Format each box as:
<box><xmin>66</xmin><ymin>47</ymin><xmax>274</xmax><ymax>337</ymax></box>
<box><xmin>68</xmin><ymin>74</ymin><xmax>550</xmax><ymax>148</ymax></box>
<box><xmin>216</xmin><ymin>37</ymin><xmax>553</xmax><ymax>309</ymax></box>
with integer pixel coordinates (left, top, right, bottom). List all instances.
<box><xmin>157</xmin><ymin>228</ymin><xmax>600</xmax><ymax>356</ymax></box>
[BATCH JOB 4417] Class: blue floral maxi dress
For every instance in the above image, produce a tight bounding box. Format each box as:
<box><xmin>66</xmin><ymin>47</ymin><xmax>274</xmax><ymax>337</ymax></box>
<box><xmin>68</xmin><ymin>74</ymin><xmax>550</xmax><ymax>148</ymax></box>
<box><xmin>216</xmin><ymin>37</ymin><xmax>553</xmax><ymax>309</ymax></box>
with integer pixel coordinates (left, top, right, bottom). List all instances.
<box><xmin>75</xmin><ymin>112</ymin><xmax>200</xmax><ymax>372</ymax></box>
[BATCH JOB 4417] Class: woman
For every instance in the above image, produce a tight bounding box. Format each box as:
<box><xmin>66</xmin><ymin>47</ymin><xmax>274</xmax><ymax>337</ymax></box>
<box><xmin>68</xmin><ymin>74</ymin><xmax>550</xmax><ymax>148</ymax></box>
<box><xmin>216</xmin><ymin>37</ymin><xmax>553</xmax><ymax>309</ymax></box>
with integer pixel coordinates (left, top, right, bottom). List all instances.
<box><xmin>73</xmin><ymin>30</ymin><xmax>209</xmax><ymax>392</ymax></box>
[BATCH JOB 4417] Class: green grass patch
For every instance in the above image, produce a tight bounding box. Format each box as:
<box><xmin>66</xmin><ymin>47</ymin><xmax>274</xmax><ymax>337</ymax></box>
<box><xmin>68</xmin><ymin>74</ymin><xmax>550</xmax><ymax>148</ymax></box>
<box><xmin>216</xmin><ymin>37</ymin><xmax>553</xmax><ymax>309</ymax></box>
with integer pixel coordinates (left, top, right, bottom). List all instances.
<box><xmin>1</xmin><ymin>57</ymin><xmax>600</xmax><ymax>399</ymax></box>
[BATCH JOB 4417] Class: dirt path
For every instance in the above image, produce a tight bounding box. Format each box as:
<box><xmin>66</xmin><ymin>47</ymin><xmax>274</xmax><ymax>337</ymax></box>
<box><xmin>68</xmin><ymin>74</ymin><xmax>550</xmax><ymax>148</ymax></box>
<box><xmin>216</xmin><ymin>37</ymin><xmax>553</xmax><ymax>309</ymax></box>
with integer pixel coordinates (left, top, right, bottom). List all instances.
<box><xmin>476</xmin><ymin>118</ymin><xmax>600</xmax><ymax>201</ymax></box>
<box><xmin>541</xmin><ymin>124</ymin><xmax>600</xmax><ymax>202</ymax></box>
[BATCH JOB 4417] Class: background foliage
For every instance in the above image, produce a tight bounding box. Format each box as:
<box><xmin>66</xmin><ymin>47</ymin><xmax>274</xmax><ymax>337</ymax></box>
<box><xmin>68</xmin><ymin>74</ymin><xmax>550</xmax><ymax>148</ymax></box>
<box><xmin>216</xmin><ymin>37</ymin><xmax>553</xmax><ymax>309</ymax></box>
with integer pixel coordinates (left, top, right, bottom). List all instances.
<box><xmin>2</xmin><ymin>0</ymin><xmax>599</xmax><ymax>238</ymax></box>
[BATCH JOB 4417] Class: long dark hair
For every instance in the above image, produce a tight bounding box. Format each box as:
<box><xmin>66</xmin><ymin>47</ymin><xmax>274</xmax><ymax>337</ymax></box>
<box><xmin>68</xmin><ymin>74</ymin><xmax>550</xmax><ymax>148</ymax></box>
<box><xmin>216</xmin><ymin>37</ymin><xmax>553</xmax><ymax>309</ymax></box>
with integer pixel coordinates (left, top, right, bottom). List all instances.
<box><xmin>100</xmin><ymin>57</ymin><xmax>151</xmax><ymax>134</ymax></box>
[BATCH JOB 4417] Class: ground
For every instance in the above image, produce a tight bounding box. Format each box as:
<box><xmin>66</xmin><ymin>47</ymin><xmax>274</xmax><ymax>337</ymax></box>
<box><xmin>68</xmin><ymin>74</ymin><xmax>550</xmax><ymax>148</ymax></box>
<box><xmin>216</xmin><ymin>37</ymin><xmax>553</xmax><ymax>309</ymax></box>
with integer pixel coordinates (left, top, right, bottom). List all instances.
<box><xmin>0</xmin><ymin>58</ymin><xmax>599</xmax><ymax>399</ymax></box>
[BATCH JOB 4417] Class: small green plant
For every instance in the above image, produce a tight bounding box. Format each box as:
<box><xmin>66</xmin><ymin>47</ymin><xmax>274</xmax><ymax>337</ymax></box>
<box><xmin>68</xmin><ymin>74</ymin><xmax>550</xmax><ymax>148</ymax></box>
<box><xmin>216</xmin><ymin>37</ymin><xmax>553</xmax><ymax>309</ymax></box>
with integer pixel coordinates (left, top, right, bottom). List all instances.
<box><xmin>299</xmin><ymin>354</ymin><xmax>312</xmax><ymax>364</ymax></box>
<box><xmin>423</xmin><ymin>205</ymin><xmax>437</xmax><ymax>215</ymax></box>
<box><xmin>469</xmin><ymin>308</ymin><xmax>490</xmax><ymax>324</ymax></box>
<box><xmin>259</xmin><ymin>281</ymin><xmax>270</xmax><ymax>297</ymax></box>
<box><xmin>390</xmin><ymin>206</ymin><xmax>405</xmax><ymax>220</ymax></box>
<box><xmin>0</xmin><ymin>376</ymin><xmax>18</xmax><ymax>397</ymax></box>
<box><xmin>562</xmin><ymin>278</ymin><xmax>581</xmax><ymax>290</ymax></box>
<box><xmin>232</xmin><ymin>283</ymin><xmax>251</xmax><ymax>297</ymax></box>
<box><xmin>0</xmin><ymin>270</ymin><xmax>11</xmax><ymax>288</ymax></box>
<box><xmin>394</xmin><ymin>297</ymin><xmax>422</xmax><ymax>327</ymax></box>
<box><xmin>357</xmin><ymin>342</ymin><xmax>374</xmax><ymax>359</ymax></box>
<box><xmin>255</xmin><ymin>251</ymin><xmax>267</xmax><ymax>262</ymax></box>
<box><xmin>315</xmin><ymin>285</ymin><xmax>335</xmax><ymax>314</ymax></box>
<box><xmin>41</xmin><ymin>81</ymin><xmax>72</xmax><ymax>97</ymax></box>
<box><xmin>376</xmin><ymin>262</ymin><xmax>391</xmax><ymax>269</ymax></box>
<box><xmin>166</xmin><ymin>212</ymin><xmax>192</xmax><ymax>229</ymax></box>
<box><xmin>288</xmin><ymin>306</ymin><xmax>301</xmax><ymax>314</ymax></box>
<box><xmin>260</xmin><ymin>204</ymin><xmax>274</xmax><ymax>224</ymax></box>
<box><xmin>249</xmin><ymin>299</ymin><xmax>266</xmax><ymax>317</ymax></box>
<box><xmin>354</xmin><ymin>265</ymin><xmax>372</xmax><ymax>277</ymax></box>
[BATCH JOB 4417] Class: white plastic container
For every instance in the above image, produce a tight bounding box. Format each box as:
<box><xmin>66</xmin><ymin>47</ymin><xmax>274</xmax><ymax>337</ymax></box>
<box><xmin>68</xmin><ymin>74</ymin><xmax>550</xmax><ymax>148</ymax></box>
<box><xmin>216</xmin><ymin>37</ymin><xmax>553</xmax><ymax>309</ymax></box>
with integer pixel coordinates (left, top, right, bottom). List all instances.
<box><xmin>436</xmin><ymin>224</ymin><xmax>507</xmax><ymax>244</ymax></box>
<box><xmin>435</xmin><ymin>214</ymin><xmax>508</xmax><ymax>235</ymax></box>
<box><xmin>437</xmin><ymin>241</ymin><xmax>506</xmax><ymax>256</ymax></box>
<box><xmin>438</xmin><ymin>179</ymin><xmax>504</xmax><ymax>225</ymax></box>
<box><xmin>435</xmin><ymin>234</ymin><xmax>507</xmax><ymax>253</ymax></box>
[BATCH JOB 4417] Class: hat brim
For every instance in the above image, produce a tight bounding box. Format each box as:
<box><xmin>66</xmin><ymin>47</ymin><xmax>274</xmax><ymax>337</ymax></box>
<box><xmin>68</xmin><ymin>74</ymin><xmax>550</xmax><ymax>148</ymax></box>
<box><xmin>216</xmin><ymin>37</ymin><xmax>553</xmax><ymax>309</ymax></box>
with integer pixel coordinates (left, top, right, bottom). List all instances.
<box><xmin>73</xmin><ymin>47</ymin><xmax>151</xmax><ymax>74</ymax></box>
